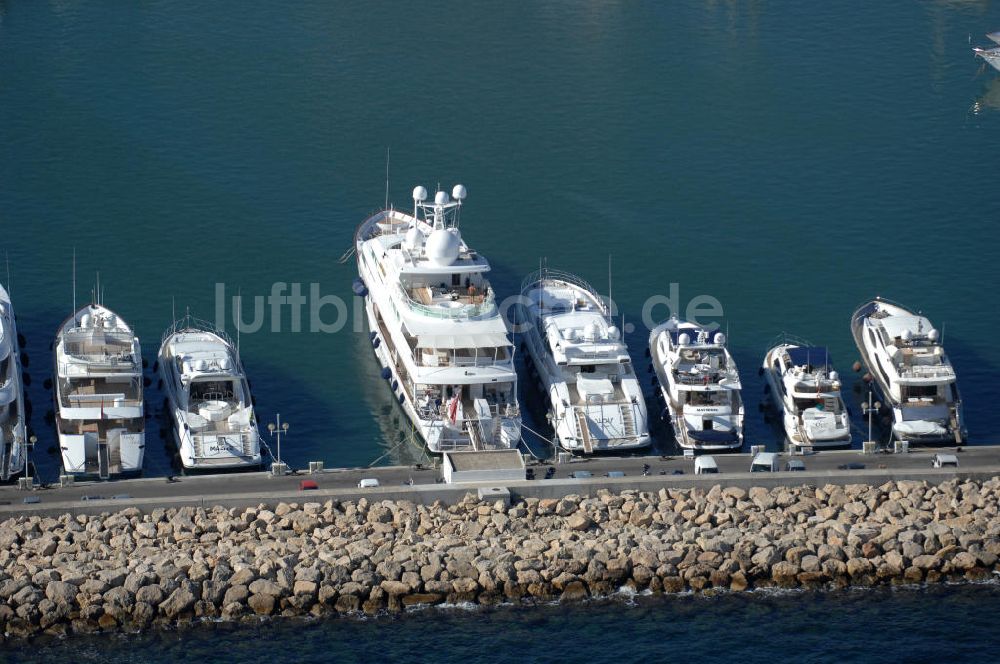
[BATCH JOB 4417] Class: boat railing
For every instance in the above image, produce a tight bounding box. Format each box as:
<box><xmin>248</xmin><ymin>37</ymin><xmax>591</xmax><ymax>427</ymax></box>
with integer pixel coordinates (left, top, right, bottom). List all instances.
<box><xmin>520</xmin><ymin>268</ymin><xmax>609</xmax><ymax>316</ymax></box>
<box><xmin>899</xmin><ymin>364</ymin><xmax>955</xmax><ymax>379</ymax></box>
<box><xmin>399</xmin><ymin>283</ymin><xmax>496</xmax><ymax>319</ymax></box>
<box><xmin>161</xmin><ymin>314</ymin><xmax>236</xmax><ymax>351</ymax></box>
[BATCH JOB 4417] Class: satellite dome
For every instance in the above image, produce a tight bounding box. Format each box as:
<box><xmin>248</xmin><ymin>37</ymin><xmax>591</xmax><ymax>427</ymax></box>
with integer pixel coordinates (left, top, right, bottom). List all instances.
<box><xmin>928</xmin><ymin>328</ymin><xmax>939</xmax><ymax>342</ymax></box>
<box><xmin>607</xmin><ymin>325</ymin><xmax>620</xmax><ymax>340</ymax></box>
<box><xmin>405</xmin><ymin>226</ymin><xmax>425</xmax><ymax>251</ymax></box>
<box><xmin>451</xmin><ymin>184</ymin><xmax>467</xmax><ymax>200</ymax></box>
<box><xmin>829</xmin><ymin>370</ymin><xmax>839</xmax><ymax>382</ymax></box>
<box><xmin>678</xmin><ymin>333</ymin><xmax>691</xmax><ymax>346</ymax></box>
<box><xmin>412</xmin><ymin>186</ymin><xmax>428</xmax><ymax>202</ymax></box>
<box><xmin>80</xmin><ymin>313</ymin><xmax>92</xmax><ymax>328</ymax></box>
<box><xmin>901</xmin><ymin>329</ymin><xmax>913</xmax><ymax>342</ymax></box>
<box><xmin>195</xmin><ymin>359</ymin><xmax>210</xmax><ymax>372</ymax></box>
<box><xmin>425</xmin><ymin>228</ymin><xmax>461</xmax><ymax>266</ymax></box>
<box><xmin>434</xmin><ymin>190</ymin><xmax>450</xmax><ymax>205</ymax></box>
<box><xmin>219</xmin><ymin>358</ymin><xmax>232</xmax><ymax>372</ymax></box>
<box><xmin>713</xmin><ymin>332</ymin><xmax>726</xmax><ymax>345</ymax></box>
<box><xmin>584</xmin><ymin>322</ymin><xmax>601</xmax><ymax>342</ymax></box>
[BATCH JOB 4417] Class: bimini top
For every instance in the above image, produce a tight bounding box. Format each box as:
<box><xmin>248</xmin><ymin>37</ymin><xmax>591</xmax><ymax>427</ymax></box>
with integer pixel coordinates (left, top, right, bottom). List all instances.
<box><xmin>786</xmin><ymin>346</ymin><xmax>831</xmax><ymax>371</ymax></box>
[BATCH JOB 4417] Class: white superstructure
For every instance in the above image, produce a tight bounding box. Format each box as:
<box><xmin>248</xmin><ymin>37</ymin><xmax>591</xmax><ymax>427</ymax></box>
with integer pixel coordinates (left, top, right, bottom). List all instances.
<box><xmin>54</xmin><ymin>304</ymin><xmax>144</xmax><ymax>477</ymax></box>
<box><xmin>158</xmin><ymin>317</ymin><xmax>262</xmax><ymax>470</ymax></box>
<box><xmin>762</xmin><ymin>337</ymin><xmax>851</xmax><ymax>449</ymax></box>
<box><xmin>354</xmin><ymin>184</ymin><xmax>521</xmax><ymax>454</ymax></box>
<box><xmin>851</xmin><ymin>298</ymin><xmax>965</xmax><ymax>444</ymax></box>
<box><xmin>974</xmin><ymin>32</ymin><xmax>1000</xmax><ymax>73</ymax></box>
<box><xmin>520</xmin><ymin>269</ymin><xmax>649</xmax><ymax>454</ymax></box>
<box><xmin>0</xmin><ymin>283</ymin><xmax>28</xmax><ymax>481</ymax></box>
<box><xmin>649</xmin><ymin>315</ymin><xmax>743</xmax><ymax>451</ymax></box>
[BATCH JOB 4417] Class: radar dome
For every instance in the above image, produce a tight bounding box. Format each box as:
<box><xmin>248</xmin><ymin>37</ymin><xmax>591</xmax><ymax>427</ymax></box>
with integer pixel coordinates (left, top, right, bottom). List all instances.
<box><xmin>434</xmin><ymin>190</ymin><xmax>450</xmax><ymax>205</ymax></box>
<box><xmin>607</xmin><ymin>325</ymin><xmax>620</xmax><ymax>340</ymax></box>
<box><xmin>713</xmin><ymin>332</ymin><xmax>726</xmax><ymax>345</ymax></box>
<box><xmin>80</xmin><ymin>313</ymin><xmax>92</xmax><ymax>328</ymax></box>
<box><xmin>928</xmin><ymin>328</ymin><xmax>939</xmax><ymax>342</ymax></box>
<box><xmin>451</xmin><ymin>184</ymin><xmax>467</xmax><ymax>200</ymax></box>
<box><xmin>901</xmin><ymin>329</ymin><xmax>913</xmax><ymax>342</ymax></box>
<box><xmin>425</xmin><ymin>228</ymin><xmax>461</xmax><ymax>266</ymax></box>
<box><xmin>584</xmin><ymin>322</ymin><xmax>601</xmax><ymax>342</ymax></box>
<box><xmin>404</xmin><ymin>226</ymin><xmax>425</xmax><ymax>251</ymax></box>
<box><xmin>412</xmin><ymin>186</ymin><xmax>428</xmax><ymax>202</ymax></box>
<box><xmin>829</xmin><ymin>370</ymin><xmax>839</xmax><ymax>382</ymax></box>
<box><xmin>678</xmin><ymin>333</ymin><xmax>691</xmax><ymax>346</ymax></box>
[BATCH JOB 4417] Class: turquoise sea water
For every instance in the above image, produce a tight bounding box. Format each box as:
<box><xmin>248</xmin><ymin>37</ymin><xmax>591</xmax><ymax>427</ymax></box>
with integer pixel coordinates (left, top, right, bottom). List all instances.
<box><xmin>2</xmin><ymin>0</ymin><xmax>1000</xmax><ymax>654</ymax></box>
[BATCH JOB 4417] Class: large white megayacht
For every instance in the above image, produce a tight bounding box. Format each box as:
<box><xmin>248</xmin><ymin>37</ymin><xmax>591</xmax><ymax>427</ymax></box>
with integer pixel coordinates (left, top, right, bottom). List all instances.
<box><xmin>649</xmin><ymin>315</ymin><xmax>744</xmax><ymax>451</ymax></box>
<box><xmin>0</xmin><ymin>282</ymin><xmax>28</xmax><ymax>481</ymax></box>
<box><xmin>354</xmin><ymin>184</ymin><xmax>521</xmax><ymax>453</ymax></box>
<box><xmin>762</xmin><ymin>337</ymin><xmax>852</xmax><ymax>449</ymax></box>
<box><xmin>851</xmin><ymin>297</ymin><xmax>965</xmax><ymax>445</ymax></box>
<box><xmin>158</xmin><ymin>316</ymin><xmax>262</xmax><ymax>470</ymax></box>
<box><xmin>54</xmin><ymin>303</ymin><xmax>144</xmax><ymax>478</ymax></box>
<box><xmin>520</xmin><ymin>268</ymin><xmax>650</xmax><ymax>454</ymax></box>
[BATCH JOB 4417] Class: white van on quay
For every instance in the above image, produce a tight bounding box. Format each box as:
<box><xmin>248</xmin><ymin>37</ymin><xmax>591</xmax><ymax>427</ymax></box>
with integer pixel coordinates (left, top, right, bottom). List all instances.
<box><xmin>694</xmin><ymin>456</ymin><xmax>719</xmax><ymax>475</ymax></box>
<box><xmin>357</xmin><ymin>478</ymin><xmax>381</xmax><ymax>488</ymax></box>
<box><xmin>932</xmin><ymin>453</ymin><xmax>959</xmax><ymax>469</ymax></box>
<box><xmin>750</xmin><ymin>452</ymin><xmax>779</xmax><ymax>472</ymax></box>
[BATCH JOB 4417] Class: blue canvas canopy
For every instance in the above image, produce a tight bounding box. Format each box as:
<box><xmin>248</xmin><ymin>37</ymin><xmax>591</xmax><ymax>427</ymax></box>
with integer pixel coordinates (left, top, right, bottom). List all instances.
<box><xmin>786</xmin><ymin>346</ymin><xmax>831</xmax><ymax>369</ymax></box>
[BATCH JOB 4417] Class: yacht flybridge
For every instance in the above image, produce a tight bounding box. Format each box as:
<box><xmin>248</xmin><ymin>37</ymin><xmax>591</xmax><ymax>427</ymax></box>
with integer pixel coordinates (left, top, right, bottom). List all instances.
<box><xmin>0</xmin><ymin>283</ymin><xmax>28</xmax><ymax>481</ymax></box>
<box><xmin>54</xmin><ymin>304</ymin><xmax>144</xmax><ymax>478</ymax></box>
<box><xmin>852</xmin><ymin>298</ymin><xmax>965</xmax><ymax>445</ymax></box>
<box><xmin>158</xmin><ymin>317</ymin><xmax>262</xmax><ymax>470</ymax></box>
<box><xmin>762</xmin><ymin>338</ymin><xmax>851</xmax><ymax>449</ymax></box>
<box><xmin>520</xmin><ymin>269</ymin><xmax>650</xmax><ymax>454</ymax></box>
<box><xmin>354</xmin><ymin>184</ymin><xmax>521</xmax><ymax>453</ymax></box>
<box><xmin>649</xmin><ymin>315</ymin><xmax>744</xmax><ymax>451</ymax></box>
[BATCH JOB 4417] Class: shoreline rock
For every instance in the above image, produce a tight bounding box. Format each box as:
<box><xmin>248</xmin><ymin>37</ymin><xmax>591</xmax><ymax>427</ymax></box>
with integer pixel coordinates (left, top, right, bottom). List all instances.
<box><xmin>2</xmin><ymin>478</ymin><xmax>1000</xmax><ymax>641</ymax></box>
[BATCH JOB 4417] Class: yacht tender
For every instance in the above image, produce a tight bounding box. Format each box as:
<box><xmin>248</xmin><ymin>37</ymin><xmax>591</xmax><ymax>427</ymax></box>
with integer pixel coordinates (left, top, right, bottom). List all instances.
<box><xmin>158</xmin><ymin>317</ymin><xmax>262</xmax><ymax>470</ymax></box>
<box><xmin>762</xmin><ymin>338</ymin><xmax>851</xmax><ymax>449</ymax></box>
<box><xmin>649</xmin><ymin>315</ymin><xmax>744</xmax><ymax>451</ymax></box>
<box><xmin>520</xmin><ymin>268</ymin><xmax>649</xmax><ymax>454</ymax></box>
<box><xmin>0</xmin><ymin>283</ymin><xmax>28</xmax><ymax>481</ymax></box>
<box><xmin>54</xmin><ymin>304</ymin><xmax>144</xmax><ymax>478</ymax></box>
<box><xmin>354</xmin><ymin>184</ymin><xmax>521</xmax><ymax>453</ymax></box>
<box><xmin>851</xmin><ymin>298</ymin><xmax>965</xmax><ymax>445</ymax></box>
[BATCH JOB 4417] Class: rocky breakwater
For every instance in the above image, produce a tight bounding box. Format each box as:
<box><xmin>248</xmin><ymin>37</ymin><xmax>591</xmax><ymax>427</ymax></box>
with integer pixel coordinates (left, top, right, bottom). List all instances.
<box><xmin>3</xmin><ymin>477</ymin><xmax>1000</xmax><ymax>639</ymax></box>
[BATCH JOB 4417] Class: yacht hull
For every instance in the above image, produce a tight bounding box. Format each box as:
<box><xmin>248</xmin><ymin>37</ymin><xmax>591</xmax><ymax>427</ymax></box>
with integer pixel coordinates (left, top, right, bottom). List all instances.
<box><xmin>850</xmin><ymin>299</ymin><xmax>964</xmax><ymax>445</ymax></box>
<box><xmin>0</xmin><ymin>284</ymin><xmax>27</xmax><ymax>481</ymax></box>
<box><xmin>648</xmin><ymin>321</ymin><xmax>743</xmax><ymax>453</ymax></box>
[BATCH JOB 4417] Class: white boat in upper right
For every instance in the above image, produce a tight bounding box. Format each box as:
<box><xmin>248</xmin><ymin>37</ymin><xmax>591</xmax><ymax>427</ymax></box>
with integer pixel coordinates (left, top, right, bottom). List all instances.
<box><xmin>851</xmin><ymin>297</ymin><xmax>966</xmax><ymax>445</ymax></box>
<box><xmin>762</xmin><ymin>337</ymin><xmax>852</xmax><ymax>449</ymax></box>
<box><xmin>649</xmin><ymin>315</ymin><xmax>743</xmax><ymax>451</ymax></box>
<box><xmin>974</xmin><ymin>32</ymin><xmax>1000</xmax><ymax>73</ymax></box>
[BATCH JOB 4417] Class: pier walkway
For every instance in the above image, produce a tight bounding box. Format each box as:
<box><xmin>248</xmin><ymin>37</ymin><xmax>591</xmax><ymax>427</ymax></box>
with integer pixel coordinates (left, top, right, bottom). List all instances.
<box><xmin>2</xmin><ymin>446</ymin><xmax>999</xmax><ymax>518</ymax></box>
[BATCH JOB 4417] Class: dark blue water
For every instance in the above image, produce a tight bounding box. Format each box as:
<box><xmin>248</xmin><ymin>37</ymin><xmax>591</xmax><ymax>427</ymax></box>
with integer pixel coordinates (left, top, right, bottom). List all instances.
<box><xmin>3</xmin><ymin>0</ymin><xmax>1000</xmax><ymax>656</ymax></box>
<box><xmin>8</xmin><ymin>585</ymin><xmax>1000</xmax><ymax>663</ymax></box>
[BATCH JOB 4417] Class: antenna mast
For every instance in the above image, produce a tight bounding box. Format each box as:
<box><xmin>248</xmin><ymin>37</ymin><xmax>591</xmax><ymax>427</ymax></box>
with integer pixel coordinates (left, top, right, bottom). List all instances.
<box><xmin>607</xmin><ymin>254</ymin><xmax>612</xmax><ymax>318</ymax></box>
<box><xmin>384</xmin><ymin>147</ymin><xmax>390</xmax><ymax>211</ymax></box>
<box><xmin>72</xmin><ymin>249</ymin><xmax>77</xmax><ymax>323</ymax></box>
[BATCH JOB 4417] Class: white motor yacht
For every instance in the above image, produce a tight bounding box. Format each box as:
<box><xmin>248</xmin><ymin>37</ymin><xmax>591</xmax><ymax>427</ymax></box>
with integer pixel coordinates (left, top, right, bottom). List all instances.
<box><xmin>762</xmin><ymin>338</ymin><xmax>851</xmax><ymax>449</ymax></box>
<box><xmin>54</xmin><ymin>303</ymin><xmax>144</xmax><ymax>478</ymax></box>
<box><xmin>158</xmin><ymin>317</ymin><xmax>261</xmax><ymax>470</ymax></box>
<box><xmin>851</xmin><ymin>297</ymin><xmax>965</xmax><ymax>444</ymax></box>
<box><xmin>354</xmin><ymin>184</ymin><xmax>521</xmax><ymax>453</ymax></box>
<box><xmin>649</xmin><ymin>315</ymin><xmax>743</xmax><ymax>451</ymax></box>
<box><xmin>974</xmin><ymin>32</ymin><xmax>1000</xmax><ymax>72</ymax></box>
<box><xmin>0</xmin><ymin>283</ymin><xmax>28</xmax><ymax>481</ymax></box>
<box><xmin>520</xmin><ymin>268</ymin><xmax>649</xmax><ymax>454</ymax></box>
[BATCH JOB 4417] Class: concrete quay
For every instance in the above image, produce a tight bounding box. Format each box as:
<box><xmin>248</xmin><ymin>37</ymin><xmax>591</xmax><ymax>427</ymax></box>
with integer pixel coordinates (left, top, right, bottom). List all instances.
<box><xmin>1</xmin><ymin>445</ymin><xmax>996</xmax><ymax>518</ymax></box>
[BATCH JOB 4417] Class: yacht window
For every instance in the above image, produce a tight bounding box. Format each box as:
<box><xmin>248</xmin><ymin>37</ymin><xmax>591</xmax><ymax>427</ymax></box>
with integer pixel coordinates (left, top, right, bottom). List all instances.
<box><xmin>949</xmin><ymin>383</ymin><xmax>958</xmax><ymax>401</ymax></box>
<box><xmin>794</xmin><ymin>398</ymin><xmax>827</xmax><ymax>411</ymax></box>
<box><xmin>902</xmin><ymin>385</ymin><xmax>937</xmax><ymax>399</ymax></box>
<box><xmin>580</xmin><ymin>365</ymin><xmax>596</xmax><ymax>374</ymax></box>
<box><xmin>451</xmin><ymin>274</ymin><xmax>461</xmax><ymax>287</ymax></box>
<box><xmin>191</xmin><ymin>379</ymin><xmax>238</xmax><ymax>402</ymax></box>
